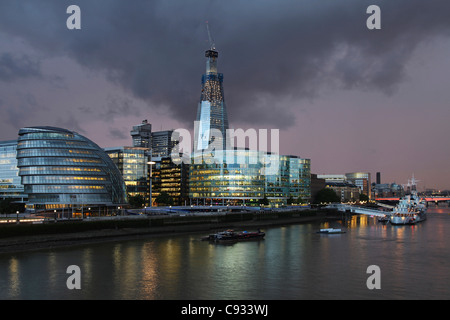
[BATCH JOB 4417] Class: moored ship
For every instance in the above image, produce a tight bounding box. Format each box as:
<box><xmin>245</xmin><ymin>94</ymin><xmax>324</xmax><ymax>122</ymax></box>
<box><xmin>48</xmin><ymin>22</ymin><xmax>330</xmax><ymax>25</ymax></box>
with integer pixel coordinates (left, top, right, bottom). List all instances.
<box><xmin>389</xmin><ymin>176</ymin><xmax>427</xmax><ymax>225</ymax></box>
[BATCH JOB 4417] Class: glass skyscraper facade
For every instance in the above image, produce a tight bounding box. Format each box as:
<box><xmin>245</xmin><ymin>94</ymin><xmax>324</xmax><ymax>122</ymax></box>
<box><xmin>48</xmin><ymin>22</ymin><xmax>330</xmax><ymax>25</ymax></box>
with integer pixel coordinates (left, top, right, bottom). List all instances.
<box><xmin>151</xmin><ymin>130</ymin><xmax>177</xmax><ymax>158</ymax></box>
<box><xmin>190</xmin><ymin>150</ymin><xmax>310</xmax><ymax>205</ymax></box>
<box><xmin>105</xmin><ymin>146</ymin><xmax>150</xmax><ymax>205</ymax></box>
<box><xmin>0</xmin><ymin>140</ymin><xmax>25</xmax><ymax>201</ymax></box>
<box><xmin>190</xmin><ymin>150</ymin><xmax>265</xmax><ymax>204</ymax></box>
<box><xmin>265</xmin><ymin>156</ymin><xmax>311</xmax><ymax>205</ymax></box>
<box><xmin>16</xmin><ymin>127</ymin><xmax>127</xmax><ymax>211</ymax></box>
<box><xmin>189</xmin><ymin>43</ymin><xmax>312</xmax><ymax>205</ymax></box>
<box><xmin>194</xmin><ymin>47</ymin><xmax>229</xmax><ymax>152</ymax></box>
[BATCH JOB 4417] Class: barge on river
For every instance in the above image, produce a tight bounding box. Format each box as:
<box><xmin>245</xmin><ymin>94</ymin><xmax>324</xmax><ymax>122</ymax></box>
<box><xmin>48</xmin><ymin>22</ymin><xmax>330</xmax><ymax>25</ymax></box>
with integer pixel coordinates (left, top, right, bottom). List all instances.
<box><xmin>201</xmin><ymin>229</ymin><xmax>265</xmax><ymax>243</ymax></box>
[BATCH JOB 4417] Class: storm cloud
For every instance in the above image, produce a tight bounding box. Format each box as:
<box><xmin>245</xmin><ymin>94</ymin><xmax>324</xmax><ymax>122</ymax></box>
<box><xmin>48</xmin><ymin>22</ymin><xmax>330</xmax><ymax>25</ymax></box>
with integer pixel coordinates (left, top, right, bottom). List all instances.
<box><xmin>0</xmin><ymin>52</ymin><xmax>42</xmax><ymax>82</ymax></box>
<box><xmin>1</xmin><ymin>0</ymin><xmax>450</xmax><ymax>187</ymax></box>
<box><xmin>0</xmin><ymin>0</ymin><xmax>449</xmax><ymax>128</ymax></box>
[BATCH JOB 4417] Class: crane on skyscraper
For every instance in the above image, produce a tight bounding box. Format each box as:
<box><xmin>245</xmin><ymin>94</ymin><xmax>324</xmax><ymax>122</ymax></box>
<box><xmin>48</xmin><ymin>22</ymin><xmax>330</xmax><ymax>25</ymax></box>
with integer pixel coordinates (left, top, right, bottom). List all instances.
<box><xmin>206</xmin><ymin>21</ymin><xmax>216</xmax><ymax>50</ymax></box>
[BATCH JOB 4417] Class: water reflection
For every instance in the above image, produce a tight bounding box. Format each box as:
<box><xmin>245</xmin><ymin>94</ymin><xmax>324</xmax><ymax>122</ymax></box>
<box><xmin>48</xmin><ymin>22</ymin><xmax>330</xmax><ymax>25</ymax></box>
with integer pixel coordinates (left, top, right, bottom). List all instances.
<box><xmin>0</xmin><ymin>209</ymin><xmax>449</xmax><ymax>299</ymax></box>
<box><xmin>8</xmin><ymin>258</ymin><xmax>20</xmax><ymax>298</ymax></box>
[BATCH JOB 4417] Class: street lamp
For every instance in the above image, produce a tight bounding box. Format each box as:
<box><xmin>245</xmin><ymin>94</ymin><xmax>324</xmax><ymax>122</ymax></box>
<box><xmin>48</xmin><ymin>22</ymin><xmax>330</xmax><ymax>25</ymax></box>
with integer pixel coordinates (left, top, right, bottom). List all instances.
<box><xmin>147</xmin><ymin>160</ymin><xmax>156</xmax><ymax>207</ymax></box>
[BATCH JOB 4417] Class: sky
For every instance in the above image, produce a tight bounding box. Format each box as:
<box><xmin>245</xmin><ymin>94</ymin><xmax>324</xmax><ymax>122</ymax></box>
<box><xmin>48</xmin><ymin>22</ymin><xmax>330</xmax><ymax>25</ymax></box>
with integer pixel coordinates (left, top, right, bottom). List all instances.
<box><xmin>0</xmin><ymin>0</ymin><xmax>450</xmax><ymax>190</ymax></box>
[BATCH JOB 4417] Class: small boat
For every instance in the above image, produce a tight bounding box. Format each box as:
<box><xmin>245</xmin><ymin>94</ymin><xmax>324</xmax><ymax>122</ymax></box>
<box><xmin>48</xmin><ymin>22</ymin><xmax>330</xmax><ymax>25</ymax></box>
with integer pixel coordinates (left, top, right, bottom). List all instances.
<box><xmin>378</xmin><ymin>216</ymin><xmax>390</xmax><ymax>223</ymax></box>
<box><xmin>201</xmin><ymin>229</ymin><xmax>265</xmax><ymax>243</ymax></box>
<box><xmin>317</xmin><ymin>228</ymin><xmax>346</xmax><ymax>234</ymax></box>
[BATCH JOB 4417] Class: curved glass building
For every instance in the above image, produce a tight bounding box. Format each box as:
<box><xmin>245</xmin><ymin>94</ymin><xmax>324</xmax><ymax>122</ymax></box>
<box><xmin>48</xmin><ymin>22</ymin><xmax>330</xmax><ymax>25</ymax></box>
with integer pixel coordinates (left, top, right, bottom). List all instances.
<box><xmin>16</xmin><ymin>127</ymin><xmax>127</xmax><ymax>212</ymax></box>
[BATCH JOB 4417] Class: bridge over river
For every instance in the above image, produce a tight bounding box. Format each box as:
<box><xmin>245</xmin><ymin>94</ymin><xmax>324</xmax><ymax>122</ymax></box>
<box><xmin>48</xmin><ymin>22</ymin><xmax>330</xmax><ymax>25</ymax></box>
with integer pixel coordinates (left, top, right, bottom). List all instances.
<box><xmin>376</xmin><ymin>197</ymin><xmax>450</xmax><ymax>203</ymax></box>
<box><xmin>326</xmin><ymin>203</ymin><xmax>391</xmax><ymax>217</ymax></box>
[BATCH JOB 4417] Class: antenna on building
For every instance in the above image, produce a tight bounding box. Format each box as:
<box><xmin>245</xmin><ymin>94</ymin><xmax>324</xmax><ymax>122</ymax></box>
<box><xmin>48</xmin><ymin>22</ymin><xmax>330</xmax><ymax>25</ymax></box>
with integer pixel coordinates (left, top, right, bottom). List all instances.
<box><xmin>206</xmin><ymin>21</ymin><xmax>216</xmax><ymax>50</ymax></box>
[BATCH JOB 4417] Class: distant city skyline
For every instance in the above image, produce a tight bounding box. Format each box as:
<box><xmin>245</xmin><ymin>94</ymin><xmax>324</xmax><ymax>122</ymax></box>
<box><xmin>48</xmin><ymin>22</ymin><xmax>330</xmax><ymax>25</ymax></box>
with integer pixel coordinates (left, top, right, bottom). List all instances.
<box><xmin>0</xmin><ymin>1</ymin><xmax>450</xmax><ymax>190</ymax></box>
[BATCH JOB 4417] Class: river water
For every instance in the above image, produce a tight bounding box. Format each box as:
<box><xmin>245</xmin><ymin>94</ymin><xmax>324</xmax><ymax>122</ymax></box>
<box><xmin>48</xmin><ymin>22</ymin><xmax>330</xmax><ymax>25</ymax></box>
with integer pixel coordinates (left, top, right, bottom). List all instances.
<box><xmin>0</xmin><ymin>208</ymin><xmax>449</xmax><ymax>300</ymax></box>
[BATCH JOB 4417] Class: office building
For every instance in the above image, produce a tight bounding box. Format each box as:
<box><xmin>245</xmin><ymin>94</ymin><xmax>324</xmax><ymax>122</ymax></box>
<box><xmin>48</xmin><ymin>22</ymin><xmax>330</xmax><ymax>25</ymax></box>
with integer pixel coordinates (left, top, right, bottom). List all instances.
<box><xmin>159</xmin><ymin>156</ymin><xmax>190</xmax><ymax>206</ymax></box>
<box><xmin>188</xmin><ymin>42</ymin><xmax>311</xmax><ymax>205</ymax></box>
<box><xmin>190</xmin><ymin>150</ymin><xmax>310</xmax><ymax>205</ymax></box>
<box><xmin>345</xmin><ymin>172</ymin><xmax>371</xmax><ymax>198</ymax></box>
<box><xmin>16</xmin><ymin>126</ymin><xmax>127</xmax><ymax>213</ymax></box>
<box><xmin>190</xmin><ymin>149</ymin><xmax>264</xmax><ymax>205</ymax></box>
<box><xmin>131</xmin><ymin>120</ymin><xmax>177</xmax><ymax>158</ymax></box>
<box><xmin>194</xmin><ymin>44</ymin><xmax>229</xmax><ymax>152</ymax></box>
<box><xmin>318</xmin><ymin>172</ymin><xmax>371</xmax><ymax>199</ymax></box>
<box><xmin>372</xmin><ymin>183</ymin><xmax>404</xmax><ymax>198</ymax></box>
<box><xmin>265</xmin><ymin>156</ymin><xmax>311</xmax><ymax>205</ymax></box>
<box><xmin>0</xmin><ymin>140</ymin><xmax>26</xmax><ymax>201</ymax></box>
<box><xmin>131</xmin><ymin>119</ymin><xmax>152</xmax><ymax>148</ymax></box>
<box><xmin>105</xmin><ymin>146</ymin><xmax>150</xmax><ymax>206</ymax></box>
<box><xmin>151</xmin><ymin>130</ymin><xmax>177</xmax><ymax>158</ymax></box>
<box><xmin>310</xmin><ymin>174</ymin><xmax>326</xmax><ymax>203</ymax></box>
<box><xmin>325</xmin><ymin>181</ymin><xmax>360</xmax><ymax>202</ymax></box>
<box><xmin>317</xmin><ymin>174</ymin><xmax>347</xmax><ymax>183</ymax></box>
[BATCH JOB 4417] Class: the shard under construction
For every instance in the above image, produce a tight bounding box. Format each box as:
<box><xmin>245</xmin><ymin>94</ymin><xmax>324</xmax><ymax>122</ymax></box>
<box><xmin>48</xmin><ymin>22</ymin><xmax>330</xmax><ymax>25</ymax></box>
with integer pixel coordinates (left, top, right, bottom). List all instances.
<box><xmin>194</xmin><ymin>36</ymin><xmax>229</xmax><ymax>152</ymax></box>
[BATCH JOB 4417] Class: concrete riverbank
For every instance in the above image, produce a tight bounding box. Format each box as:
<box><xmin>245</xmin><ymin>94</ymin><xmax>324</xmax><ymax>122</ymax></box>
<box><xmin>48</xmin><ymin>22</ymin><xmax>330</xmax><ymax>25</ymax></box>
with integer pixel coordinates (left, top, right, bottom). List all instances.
<box><xmin>0</xmin><ymin>209</ymin><xmax>342</xmax><ymax>254</ymax></box>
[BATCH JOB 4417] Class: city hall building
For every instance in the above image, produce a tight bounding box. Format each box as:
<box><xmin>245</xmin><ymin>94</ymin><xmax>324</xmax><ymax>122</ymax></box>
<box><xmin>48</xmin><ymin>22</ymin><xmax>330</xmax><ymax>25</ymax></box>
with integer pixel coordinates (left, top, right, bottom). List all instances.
<box><xmin>16</xmin><ymin>127</ymin><xmax>127</xmax><ymax>213</ymax></box>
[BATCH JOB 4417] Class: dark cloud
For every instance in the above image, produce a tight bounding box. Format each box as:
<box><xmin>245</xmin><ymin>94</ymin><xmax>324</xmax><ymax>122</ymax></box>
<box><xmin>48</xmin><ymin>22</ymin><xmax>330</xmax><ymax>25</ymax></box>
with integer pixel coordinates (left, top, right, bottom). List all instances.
<box><xmin>0</xmin><ymin>52</ymin><xmax>42</xmax><ymax>81</ymax></box>
<box><xmin>0</xmin><ymin>0</ymin><xmax>449</xmax><ymax>130</ymax></box>
<box><xmin>109</xmin><ymin>128</ymin><xmax>129</xmax><ymax>140</ymax></box>
<box><xmin>54</xmin><ymin>114</ymin><xmax>86</xmax><ymax>135</ymax></box>
<box><xmin>100</xmin><ymin>94</ymin><xmax>138</xmax><ymax>121</ymax></box>
<box><xmin>3</xmin><ymin>93</ymin><xmax>41</xmax><ymax>129</ymax></box>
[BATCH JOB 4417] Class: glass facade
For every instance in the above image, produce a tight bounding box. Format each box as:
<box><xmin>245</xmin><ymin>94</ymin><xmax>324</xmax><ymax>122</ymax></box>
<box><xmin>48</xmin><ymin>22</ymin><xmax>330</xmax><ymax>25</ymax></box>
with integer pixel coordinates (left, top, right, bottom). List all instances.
<box><xmin>189</xmin><ymin>150</ymin><xmax>310</xmax><ymax>205</ymax></box>
<box><xmin>130</xmin><ymin>120</ymin><xmax>178</xmax><ymax>158</ymax></box>
<box><xmin>130</xmin><ymin>120</ymin><xmax>152</xmax><ymax>148</ymax></box>
<box><xmin>151</xmin><ymin>130</ymin><xmax>177</xmax><ymax>158</ymax></box>
<box><xmin>345</xmin><ymin>172</ymin><xmax>371</xmax><ymax>198</ymax></box>
<box><xmin>194</xmin><ymin>48</ymin><xmax>229</xmax><ymax>152</ymax></box>
<box><xmin>105</xmin><ymin>146</ymin><xmax>150</xmax><ymax>205</ymax></box>
<box><xmin>17</xmin><ymin>127</ymin><xmax>127</xmax><ymax>211</ymax></box>
<box><xmin>0</xmin><ymin>140</ymin><xmax>26</xmax><ymax>201</ymax></box>
<box><xmin>188</xmin><ymin>45</ymin><xmax>312</xmax><ymax>205</ymax></box>
<box><xmin>160</xmin><ymin>157</ymin><xmax>190</xmax><ymax>206</ymax></box>
<box><xmin>265</xmin><ymin>156</ymin><xmax>311</xmax><ymax>204</ymax></box>
<box><xmin>190</xmin><ymin>150</ymin><xmax>264</xmax><ymax>204</ymax></box>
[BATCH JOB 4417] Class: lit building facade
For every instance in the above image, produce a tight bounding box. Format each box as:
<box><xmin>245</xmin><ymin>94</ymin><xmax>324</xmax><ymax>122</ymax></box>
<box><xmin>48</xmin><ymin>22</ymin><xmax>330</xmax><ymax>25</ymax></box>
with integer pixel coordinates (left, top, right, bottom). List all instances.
<box><xmin>152</xmin><ymin>130</ymin><xmax>177</xmax><ymax>158</ymax></box>
<box><xmin>131</xmin><ymin>120</ymin><xmax>177</xmax><ymax>158</ymax></box>
<box><xmin>325</xmin><ymin>181</ymin><xmax>360</xmax><ymax>202</ymax></box>
<box><xmin>17</xmin><ymin>127</ymin><xmax>127</xmax><ymax>212</ymax></box>
<box><xmin>131</xmin><ymin>119</ymin><xmax>152</xmax><ymax>149</ymax></box>
<box><xmin>160</xmin><ymin>156</ymin><xmax>190</xmax><ymax>206</ymax></box>
<box><xmin>0</xmin><ymin>140</ymin><xmax>26</xmax><ymax>201</ymax></box>
<box><xmin>190</xmin><ymin>150</ymin><xmax>264</xmax><ymax>205</ymax></box>
<box><xmin>264</xmin><ymin>156</ymin><xmax>310</xmax><ymax>205</ymax></box>
<box><xmin>189</xmin><ymin>150</ymin><xmax>310</xmax><ymax>205</ymax></box>
<box><xmin>371</xmin><ymin>183</ymin><xmax>404</xmax><ymax>199</ymax></box>
<box><xmin>105</xmin><ymin>146</ymin><xmax>150</xmax><ymax>205</ymax></box>
<box><xmin>345</xmin><ymin>172</ymin><xmax>371</xmax><ymax>198</ymax></box>
<box><xmin>317</xmin><ymin>174</ymin><xmax>347</xmax><ymax>183</ymax></box>
<box><xmin>189</xmin><ymin>43</ymin><xmax>311</xmax><ymax>205</ymax></box>
<box><xmin>194</xmin><ymin>46</ymin><xmax>229</xmax><ymax>152</ymax></box>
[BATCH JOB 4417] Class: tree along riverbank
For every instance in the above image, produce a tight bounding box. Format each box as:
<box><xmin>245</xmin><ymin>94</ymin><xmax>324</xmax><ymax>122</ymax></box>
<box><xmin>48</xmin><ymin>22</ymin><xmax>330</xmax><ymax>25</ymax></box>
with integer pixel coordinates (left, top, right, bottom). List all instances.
<box><xmin>0</xmin><ymin>209</ymin><xmax>343</xmax><ymax>254</ymax></box>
